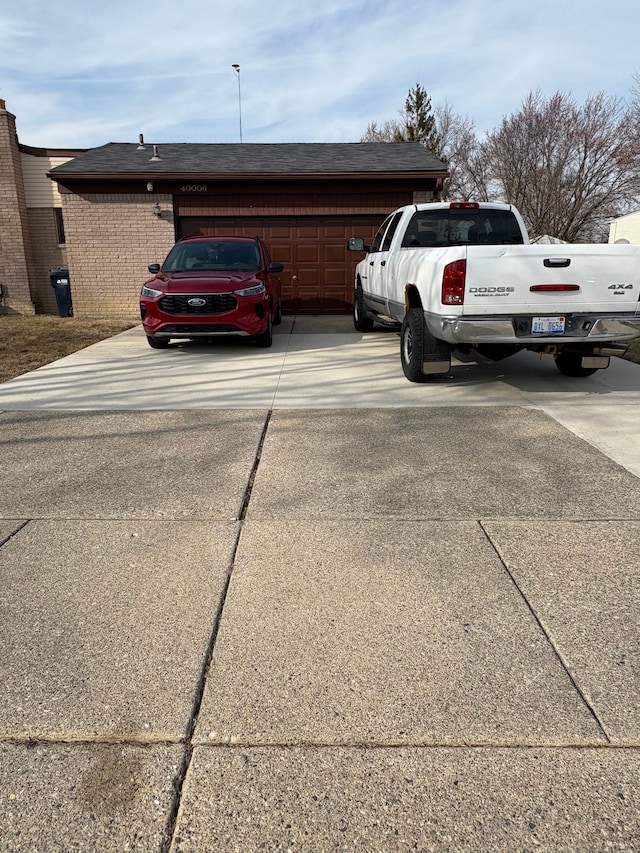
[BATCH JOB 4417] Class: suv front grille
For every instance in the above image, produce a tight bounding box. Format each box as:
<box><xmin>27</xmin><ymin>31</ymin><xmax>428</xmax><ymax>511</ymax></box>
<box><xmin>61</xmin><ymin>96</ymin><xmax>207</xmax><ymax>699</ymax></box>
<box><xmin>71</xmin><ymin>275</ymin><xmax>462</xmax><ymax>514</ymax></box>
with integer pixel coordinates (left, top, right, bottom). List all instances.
<box><xmin>160</xmin><ymin>324</ymin><xmax>242</xmax><ymax>335</ymax></box>
<box><xmin>159</xmin><ymin>293</ymin><xmax>237</xmax><ymax>315</ymax></box>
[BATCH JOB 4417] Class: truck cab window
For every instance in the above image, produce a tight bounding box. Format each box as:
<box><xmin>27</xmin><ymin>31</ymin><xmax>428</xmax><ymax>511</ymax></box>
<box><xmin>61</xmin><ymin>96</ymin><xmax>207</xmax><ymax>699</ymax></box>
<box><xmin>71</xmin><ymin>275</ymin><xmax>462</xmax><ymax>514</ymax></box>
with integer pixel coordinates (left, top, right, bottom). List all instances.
<box><xmin>369</xmin><ymin>214</ymin><xmax>394</xmax><ymax>253</ymax></box>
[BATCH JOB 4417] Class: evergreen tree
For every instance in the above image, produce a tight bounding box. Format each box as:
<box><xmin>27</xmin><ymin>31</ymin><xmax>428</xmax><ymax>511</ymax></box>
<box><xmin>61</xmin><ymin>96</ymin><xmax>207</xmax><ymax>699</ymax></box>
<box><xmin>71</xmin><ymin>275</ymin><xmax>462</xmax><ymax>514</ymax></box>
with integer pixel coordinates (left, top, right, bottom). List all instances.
<box><xmin>394</xmin><ymin>84</ymin><xmax>440</xmax><ymax>155</ymax></box>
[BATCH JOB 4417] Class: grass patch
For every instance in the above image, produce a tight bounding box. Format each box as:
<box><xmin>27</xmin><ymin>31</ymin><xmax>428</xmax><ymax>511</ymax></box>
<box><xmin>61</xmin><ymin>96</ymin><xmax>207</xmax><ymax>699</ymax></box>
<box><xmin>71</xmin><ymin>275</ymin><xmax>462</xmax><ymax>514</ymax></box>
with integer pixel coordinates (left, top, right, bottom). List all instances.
<box><xmin>0</xmin><ymin>315</ymin><xmax>138</xmax><ymax>384</ymax></box>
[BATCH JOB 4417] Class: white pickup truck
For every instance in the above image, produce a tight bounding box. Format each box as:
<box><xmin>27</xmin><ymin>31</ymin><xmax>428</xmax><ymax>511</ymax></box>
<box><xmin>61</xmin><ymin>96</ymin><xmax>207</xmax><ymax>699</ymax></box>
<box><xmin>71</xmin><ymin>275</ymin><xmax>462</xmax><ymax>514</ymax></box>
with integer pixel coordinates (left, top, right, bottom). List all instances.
<box><xmin>348</xmin><ymin>201</ymin><xmax>640</xmax><ymax>381</ymax></box>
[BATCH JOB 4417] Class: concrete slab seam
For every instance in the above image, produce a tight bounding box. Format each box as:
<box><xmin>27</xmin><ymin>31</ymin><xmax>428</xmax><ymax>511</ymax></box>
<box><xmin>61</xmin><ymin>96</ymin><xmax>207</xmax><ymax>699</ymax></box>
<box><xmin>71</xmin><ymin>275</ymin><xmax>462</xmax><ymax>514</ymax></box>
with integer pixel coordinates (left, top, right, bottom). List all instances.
<box><xmin>269</xmin><ymin>321</ymin><xmax>297</xmax><ymax>408</ymax></box>
<box><xmin>0</xmin><ymin>519</ymin><xmax>29</xmax><ymax>547</ymax></box>
<box><xmin>161</xmin><ymin>410</ymin><xmax>273</xmax><ymax>853</ymax></box>
<box><xmin>477</xmin><ymin>518</ymin><xmax>612</xmax><ymax>744</ymax></box>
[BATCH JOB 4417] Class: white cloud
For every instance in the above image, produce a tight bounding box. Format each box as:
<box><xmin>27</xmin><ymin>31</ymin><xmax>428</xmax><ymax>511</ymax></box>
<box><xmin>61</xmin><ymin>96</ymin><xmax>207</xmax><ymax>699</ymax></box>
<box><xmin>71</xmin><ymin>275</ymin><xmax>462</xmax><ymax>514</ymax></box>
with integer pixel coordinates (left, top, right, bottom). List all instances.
<box><xmin>1</xmin><ymin>0</ymin><xmax>638</xmax><ymax>147</ymax></box>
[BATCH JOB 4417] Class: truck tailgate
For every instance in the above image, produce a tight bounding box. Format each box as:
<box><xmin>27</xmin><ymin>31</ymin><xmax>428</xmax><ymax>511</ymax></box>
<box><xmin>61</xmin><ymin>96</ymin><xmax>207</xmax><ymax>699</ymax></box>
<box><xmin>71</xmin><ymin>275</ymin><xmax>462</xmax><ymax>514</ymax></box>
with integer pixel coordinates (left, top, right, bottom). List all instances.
<box><xmin>462</xmin><ymin>244</ymin><xmax>640</xmax><ymax>315</ymax></box>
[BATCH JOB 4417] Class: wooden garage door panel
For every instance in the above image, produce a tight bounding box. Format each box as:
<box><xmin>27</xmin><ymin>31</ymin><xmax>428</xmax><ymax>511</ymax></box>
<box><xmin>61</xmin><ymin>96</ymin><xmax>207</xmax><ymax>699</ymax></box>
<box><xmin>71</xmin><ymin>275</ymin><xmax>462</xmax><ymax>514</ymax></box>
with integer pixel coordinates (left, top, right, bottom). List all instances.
<box><xmin>178</xmin><ymin>215</ymin><xmax>381</xmax><ymax>312</ymax></box>
<box><xmin>273</xmin><ymin>245</ymin><xmax>293</xmax><ymax>264</ymax></box>
<box><xmin>325</xmin><ymin>269</ymin><xmax>349</xmax><ymax>286</ymax></box>
<box><xmin>296</xmin><ymin>224</ymin><xmax>320</xmax><ymax>237</ymax></box>
<box><xmin>267</xmin><ymin>224</ymin><xmax>294</xmax><ymax>238</ymax></box>
<box><xmin>298</xmin><ymin>244</ymin><xmax>320</xmax><ymax>263</ymax></box>
<box><xmin>325</xmin><ymin>244</ymin><xmax>346</xmax><ymax>262</ymax></box>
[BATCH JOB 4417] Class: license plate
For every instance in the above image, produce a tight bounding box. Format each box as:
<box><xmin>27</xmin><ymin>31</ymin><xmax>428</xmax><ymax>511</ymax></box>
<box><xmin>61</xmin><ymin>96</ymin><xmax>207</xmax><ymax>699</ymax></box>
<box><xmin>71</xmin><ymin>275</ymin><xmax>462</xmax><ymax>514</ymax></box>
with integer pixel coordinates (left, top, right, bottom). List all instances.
<box><xmin>532</xmin><ymin>316</ymin><xmax>565</xmax><ymax>335</ymax></box>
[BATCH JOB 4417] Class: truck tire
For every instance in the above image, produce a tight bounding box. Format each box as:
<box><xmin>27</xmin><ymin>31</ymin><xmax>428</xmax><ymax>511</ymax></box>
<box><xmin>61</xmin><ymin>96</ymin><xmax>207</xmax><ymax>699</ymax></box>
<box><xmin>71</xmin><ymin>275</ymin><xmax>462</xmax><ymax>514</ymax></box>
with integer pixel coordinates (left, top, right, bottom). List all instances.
<box><xmin>400</xmin><ymin>307</ymin><xmax>429</xmax><ymax>382</ymax></box>
<box><xmin>555</xmin><ymin>352</ymin><xmax>598</xmax><ymax>377</ymax></box>
<box><xmin>354</xmin><ymin>286</ymin><xmax>374</xmax><ymax>332</ymax></box>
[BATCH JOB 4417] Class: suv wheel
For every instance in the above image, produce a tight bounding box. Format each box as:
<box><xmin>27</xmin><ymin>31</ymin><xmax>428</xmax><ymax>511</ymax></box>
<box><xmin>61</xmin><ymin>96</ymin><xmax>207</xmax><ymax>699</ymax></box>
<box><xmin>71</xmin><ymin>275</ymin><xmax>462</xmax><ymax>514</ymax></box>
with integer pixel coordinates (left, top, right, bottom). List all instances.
<box><xmin>273</xmin><ymin>295</ymin><xmax>283</xmax><ymax>326</ymax></box>
<box><xmin>255</xmin><ymin>311</ymin><xmax>273</xmax><ymax>348</ymax></box>
<box><xmin>147</xmin><ymin>335</ymin><xmax>170</xmax><ymax>349</ymax></box>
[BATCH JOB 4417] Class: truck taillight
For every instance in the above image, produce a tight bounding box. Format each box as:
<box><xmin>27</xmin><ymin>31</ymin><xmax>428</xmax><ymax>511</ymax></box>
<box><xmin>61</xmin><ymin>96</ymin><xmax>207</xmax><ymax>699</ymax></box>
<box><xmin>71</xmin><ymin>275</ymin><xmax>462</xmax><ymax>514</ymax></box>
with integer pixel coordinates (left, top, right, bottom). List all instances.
<box><xmin>442</xmin><ymin>260</ymin><xmax>466</xmax><ymax>304</ymax></box>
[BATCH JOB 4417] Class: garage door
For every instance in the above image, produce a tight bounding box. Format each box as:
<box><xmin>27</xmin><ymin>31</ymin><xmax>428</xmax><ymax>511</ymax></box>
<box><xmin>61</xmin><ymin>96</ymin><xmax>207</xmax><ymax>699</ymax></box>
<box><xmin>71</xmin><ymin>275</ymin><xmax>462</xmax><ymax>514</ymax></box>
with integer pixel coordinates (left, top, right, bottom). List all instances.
<box><xmin>178</xmin><ymin>215</ymin><xmax>382</xmax><ymax>313</ymax></box>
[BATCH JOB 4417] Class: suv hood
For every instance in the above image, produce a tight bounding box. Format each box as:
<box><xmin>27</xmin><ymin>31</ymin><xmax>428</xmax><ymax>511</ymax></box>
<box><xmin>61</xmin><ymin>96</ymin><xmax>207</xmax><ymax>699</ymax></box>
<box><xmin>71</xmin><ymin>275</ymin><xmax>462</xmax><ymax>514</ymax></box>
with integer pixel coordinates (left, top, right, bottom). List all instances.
<box><xmin>150</xmin><ymin>270</ymin><xmax>261</xmax><ymax>293</ymax></box>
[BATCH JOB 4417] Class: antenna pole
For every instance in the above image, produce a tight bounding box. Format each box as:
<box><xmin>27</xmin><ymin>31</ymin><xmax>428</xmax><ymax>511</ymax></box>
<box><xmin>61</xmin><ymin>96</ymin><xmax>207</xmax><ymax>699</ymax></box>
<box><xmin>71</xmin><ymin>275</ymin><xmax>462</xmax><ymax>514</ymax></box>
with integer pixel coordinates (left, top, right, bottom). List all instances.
<box><xmin>232</xmin><ymin>64</ymin><xmax>243</xmax><ymax>143</ymax></box>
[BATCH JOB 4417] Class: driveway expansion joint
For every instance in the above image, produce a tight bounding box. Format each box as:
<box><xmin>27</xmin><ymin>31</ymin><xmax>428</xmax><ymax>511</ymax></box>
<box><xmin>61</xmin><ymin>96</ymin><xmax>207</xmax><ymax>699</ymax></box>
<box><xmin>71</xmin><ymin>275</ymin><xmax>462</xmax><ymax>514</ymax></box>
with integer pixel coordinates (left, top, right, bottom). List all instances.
<box><xmin>478</xmin><ymin>519</ymin><xmax>612</xmax><ymax>745</ymax></box>
<box><xmin>160</xmin><ymin>410</ymin><xmax>272</xmax><ymax>853</ymax></box>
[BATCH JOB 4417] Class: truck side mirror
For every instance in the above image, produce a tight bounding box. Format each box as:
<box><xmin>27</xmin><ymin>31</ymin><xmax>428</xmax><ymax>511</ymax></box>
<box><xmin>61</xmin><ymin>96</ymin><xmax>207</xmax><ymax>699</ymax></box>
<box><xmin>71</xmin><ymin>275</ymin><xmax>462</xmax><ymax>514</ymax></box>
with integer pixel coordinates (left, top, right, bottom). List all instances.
<box><xmin>268</xmin><ymin>262</ymin><xmax>285</xmax><ymax>273</ymax></box>
<box><xmin>148</xmin><ymin>263</ymin><xmax>161</xmax><ymax>274</ymax></box>
<box><xmin>347</xmin><ymin>237</ymin><xmax>368</xmax><ymax>252</ymax></box>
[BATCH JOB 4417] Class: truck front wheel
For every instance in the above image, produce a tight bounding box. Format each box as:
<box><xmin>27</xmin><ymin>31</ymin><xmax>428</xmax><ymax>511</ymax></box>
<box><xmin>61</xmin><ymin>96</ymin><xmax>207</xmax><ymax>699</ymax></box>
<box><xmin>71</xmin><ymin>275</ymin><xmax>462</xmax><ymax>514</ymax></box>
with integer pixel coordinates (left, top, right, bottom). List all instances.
<box><xmin>354</xmin><ymin>286</ymin><xmax>374</xmax><ymax>332</ymax></box>
<box><xmin>555</xmin><ymin>351</ymin><xmax>598</xmax><ymax>377</ymax></box>
<box><xmin>400</xmin><ymin>307</ymin><xmax>429</xmax><ymax>382</ymax></box>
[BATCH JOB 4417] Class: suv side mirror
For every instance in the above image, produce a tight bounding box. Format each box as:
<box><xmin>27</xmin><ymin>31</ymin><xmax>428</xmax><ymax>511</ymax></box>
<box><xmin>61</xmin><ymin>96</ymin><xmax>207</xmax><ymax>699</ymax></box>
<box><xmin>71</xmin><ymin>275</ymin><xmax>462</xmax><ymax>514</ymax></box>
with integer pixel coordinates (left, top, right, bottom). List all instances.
<box><xmin>148</xmin><ymin>263</ymin><xmax>161</xmax><ymax>274</ymax></box>
<box><xmin>268</xmin><ymin>262</ymin><xmax>285</xmax><ymax>273</ymax></box>
<box><xmin>347</xmin><ymin>237</ymin><xmax>368</xmax><ymax>252</ymax></box>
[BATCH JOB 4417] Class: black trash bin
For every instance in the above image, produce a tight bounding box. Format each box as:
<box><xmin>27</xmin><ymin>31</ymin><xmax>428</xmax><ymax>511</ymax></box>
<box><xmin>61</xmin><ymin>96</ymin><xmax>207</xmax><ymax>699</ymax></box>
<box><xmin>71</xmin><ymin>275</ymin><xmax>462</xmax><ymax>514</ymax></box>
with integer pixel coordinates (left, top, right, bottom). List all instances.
<box><xmin>49</xmin><ymin>268</ymin><xmax>73</xmax><ymax>317</ymax></box>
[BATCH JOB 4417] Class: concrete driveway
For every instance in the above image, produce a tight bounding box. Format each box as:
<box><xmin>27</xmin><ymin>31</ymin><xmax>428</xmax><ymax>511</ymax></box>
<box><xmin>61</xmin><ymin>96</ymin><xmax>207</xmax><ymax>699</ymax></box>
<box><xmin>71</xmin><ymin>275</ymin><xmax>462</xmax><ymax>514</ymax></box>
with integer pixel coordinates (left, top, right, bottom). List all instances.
<box><xmin>1</xmin><ymin>317</ymin><xmax>639</xmax><ymax>851</ymax></box>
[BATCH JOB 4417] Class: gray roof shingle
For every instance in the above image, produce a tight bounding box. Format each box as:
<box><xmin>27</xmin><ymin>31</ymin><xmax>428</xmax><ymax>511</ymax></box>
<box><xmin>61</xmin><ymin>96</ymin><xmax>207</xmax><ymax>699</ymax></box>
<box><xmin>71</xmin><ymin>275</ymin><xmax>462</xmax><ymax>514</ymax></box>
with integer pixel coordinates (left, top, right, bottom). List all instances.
<box><xmin>50</xmin><ymin>142</ymin><xmax>447</xmax><ymax>177</ymax></box>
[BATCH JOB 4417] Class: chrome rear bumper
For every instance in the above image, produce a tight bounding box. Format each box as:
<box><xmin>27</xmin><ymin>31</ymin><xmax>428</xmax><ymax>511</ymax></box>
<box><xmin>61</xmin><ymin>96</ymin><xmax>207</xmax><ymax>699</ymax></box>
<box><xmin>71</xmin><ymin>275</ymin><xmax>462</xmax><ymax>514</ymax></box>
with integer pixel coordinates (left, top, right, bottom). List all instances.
<box><xmin>434</xmin><ymin>314</ymin><xmax>640</xmax><ymax>346</ymax></box>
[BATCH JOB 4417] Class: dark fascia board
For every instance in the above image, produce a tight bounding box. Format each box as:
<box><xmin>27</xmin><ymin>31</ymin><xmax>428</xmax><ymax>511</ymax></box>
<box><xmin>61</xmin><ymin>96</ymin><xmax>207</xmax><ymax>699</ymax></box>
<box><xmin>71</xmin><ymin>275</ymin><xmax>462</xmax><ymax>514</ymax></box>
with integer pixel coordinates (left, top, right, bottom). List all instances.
<box><xmin>20</xmin><ymin>143</ymin><xmax>88</xmax><ymax>157</ymax></box>
<box><xmin>49</xmin><ymin>169</ymin><xmax>449</xmax><ymax>182</ymax></box>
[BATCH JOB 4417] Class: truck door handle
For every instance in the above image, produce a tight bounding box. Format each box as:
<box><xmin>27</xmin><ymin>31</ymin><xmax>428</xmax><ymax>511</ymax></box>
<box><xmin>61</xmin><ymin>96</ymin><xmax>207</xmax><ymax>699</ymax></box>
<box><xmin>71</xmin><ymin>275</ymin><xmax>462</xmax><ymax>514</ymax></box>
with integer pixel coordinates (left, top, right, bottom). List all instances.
<box><xmin>544</xmin><ymin>258</ymin><xmax>571</xmax><ymax>268</ymax></box>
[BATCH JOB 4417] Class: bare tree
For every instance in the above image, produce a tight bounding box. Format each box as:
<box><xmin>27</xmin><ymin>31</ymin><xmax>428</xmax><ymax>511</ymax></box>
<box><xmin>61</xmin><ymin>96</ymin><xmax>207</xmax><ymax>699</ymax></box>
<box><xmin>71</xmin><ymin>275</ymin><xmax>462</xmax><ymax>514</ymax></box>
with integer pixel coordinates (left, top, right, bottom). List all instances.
<box><xmin>433</xmin><ymin>102</ymin><xmax>485</xmax><ymax>200</ymax></box>
<box><xmin>361</xmin><ymin>119</ymin><xmax>403</xmax><ymax>142</ymax></box>
<box><xmin>362</xmin><ymin>83</ymin><xmax>640</xmax><ymax>238</ymax></box>
<box><xmin>360</xmin><ymin>90</ymin><xmax>479</xmax><ymax>198</ymax></box>
<box><xmin>482</xmin><ymin>91</ymin><xmax>640</xmax><ymax>241</ymax></box>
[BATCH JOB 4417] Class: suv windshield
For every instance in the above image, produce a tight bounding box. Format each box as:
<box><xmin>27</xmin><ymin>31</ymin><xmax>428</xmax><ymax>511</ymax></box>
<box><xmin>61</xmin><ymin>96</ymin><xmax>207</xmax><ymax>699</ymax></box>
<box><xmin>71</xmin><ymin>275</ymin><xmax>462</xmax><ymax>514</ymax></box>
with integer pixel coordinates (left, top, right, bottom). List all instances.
<box><xmin>163</xmin><ymin>240</ymin><xmax>261</xmax><ymax>272</ymax></box>
<box><xmin>401</xmin><ymin>209</ymin><xmax>524</xmax><ymax>248</ymax></box>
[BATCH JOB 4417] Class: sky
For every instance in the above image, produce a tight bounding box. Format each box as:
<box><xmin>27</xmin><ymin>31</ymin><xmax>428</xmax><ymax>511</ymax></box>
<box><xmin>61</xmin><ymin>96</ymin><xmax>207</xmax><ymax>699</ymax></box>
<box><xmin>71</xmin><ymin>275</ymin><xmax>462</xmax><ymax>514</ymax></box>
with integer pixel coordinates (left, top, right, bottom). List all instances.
<box><xmin>1</xmin><ymin>0</ymin><xmax>639</xmax><ymax>149</ymax></box>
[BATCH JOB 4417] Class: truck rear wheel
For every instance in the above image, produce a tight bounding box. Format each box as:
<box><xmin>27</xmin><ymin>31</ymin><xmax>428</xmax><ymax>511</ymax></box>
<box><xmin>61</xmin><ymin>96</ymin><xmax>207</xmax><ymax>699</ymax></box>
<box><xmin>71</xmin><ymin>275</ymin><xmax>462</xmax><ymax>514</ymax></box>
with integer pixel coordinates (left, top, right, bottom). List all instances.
<box><xmin>400</xmin><ymin>307</ymin><xmax>429</xmax><ymax>382</ymax></box>
<box><xmin>555</xmin><ymin>352</ymin><xmax>598</xmax><ymax>377</ymax></box>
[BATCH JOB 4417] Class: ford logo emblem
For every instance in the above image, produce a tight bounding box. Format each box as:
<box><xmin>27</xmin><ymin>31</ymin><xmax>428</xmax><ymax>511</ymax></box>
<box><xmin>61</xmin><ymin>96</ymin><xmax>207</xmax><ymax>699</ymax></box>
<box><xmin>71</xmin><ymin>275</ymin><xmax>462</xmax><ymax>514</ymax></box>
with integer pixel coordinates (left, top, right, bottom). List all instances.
<box><xmin>188</xmin><ymin>298</ymin><xmax>207</xmax><ymax>307</ymax></box>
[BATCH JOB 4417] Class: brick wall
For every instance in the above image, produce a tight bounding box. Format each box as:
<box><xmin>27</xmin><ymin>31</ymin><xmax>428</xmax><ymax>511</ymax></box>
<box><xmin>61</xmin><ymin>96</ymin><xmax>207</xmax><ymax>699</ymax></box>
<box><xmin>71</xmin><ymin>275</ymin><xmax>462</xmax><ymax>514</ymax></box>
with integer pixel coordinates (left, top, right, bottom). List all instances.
<box><xmin>27</xmin><ymin>209</ymin><xmax>68</xmax><ymax>313</ymax></box>
<box><xmin>61</xmin><ymin>193</ymin><xmax>175</xmax><ymax>318</ymax></box>
<box><xmin>0</xmin><ymin>102</ymin><xmax>35</xmax><ymax>314</ymax></box>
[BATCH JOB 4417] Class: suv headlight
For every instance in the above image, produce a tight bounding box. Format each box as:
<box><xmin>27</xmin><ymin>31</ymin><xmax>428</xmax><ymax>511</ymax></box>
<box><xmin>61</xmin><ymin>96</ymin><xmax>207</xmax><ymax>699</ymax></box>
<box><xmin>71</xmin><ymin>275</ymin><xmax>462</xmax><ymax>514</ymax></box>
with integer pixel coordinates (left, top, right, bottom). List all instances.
<box><xmin>141</xmin><ymin>285</ymin><xmax>163</xmax><ymax>298</ymax></box>
<box><xmin>233</xmin><ymin>283</ymin><xmax>266</xmax><ymax>297</ymax></box>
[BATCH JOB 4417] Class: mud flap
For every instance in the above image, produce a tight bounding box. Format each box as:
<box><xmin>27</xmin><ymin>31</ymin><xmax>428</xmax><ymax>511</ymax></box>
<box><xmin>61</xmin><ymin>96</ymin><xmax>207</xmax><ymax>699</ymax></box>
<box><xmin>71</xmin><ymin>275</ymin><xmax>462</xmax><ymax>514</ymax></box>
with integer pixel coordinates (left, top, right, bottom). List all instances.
<box><xmin>423</xmin><ymin>339</ymin><xmax>452</xmax><ymax>374</ymax></box>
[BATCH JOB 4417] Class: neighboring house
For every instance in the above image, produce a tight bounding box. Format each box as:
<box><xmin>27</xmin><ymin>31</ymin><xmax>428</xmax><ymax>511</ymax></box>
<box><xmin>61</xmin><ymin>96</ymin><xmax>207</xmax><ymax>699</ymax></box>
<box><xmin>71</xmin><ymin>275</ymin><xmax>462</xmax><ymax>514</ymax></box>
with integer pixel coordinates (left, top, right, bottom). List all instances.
<box><xmin>0</xmin><ymin>101</ymin><xmax>448</xmax><ymax>318</ymax></box>
<box><xmin>608</xmin><ymin>211</ymin><xmax>640</xmax><ymax>244</ymax></box>
<box><xmin>0</xmin><ymin>100</ymin><xmax>84</xmax><ymax>314</ymax></box>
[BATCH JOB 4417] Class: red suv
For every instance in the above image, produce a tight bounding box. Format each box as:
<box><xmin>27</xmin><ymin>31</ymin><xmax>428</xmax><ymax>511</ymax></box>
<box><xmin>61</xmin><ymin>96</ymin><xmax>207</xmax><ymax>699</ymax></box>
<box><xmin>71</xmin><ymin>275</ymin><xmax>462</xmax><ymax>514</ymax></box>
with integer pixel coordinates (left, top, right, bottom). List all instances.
<box><xmin>140</xmin><ymin>236</ymin><xmax>284</xmax><ymax>349</ymax></box>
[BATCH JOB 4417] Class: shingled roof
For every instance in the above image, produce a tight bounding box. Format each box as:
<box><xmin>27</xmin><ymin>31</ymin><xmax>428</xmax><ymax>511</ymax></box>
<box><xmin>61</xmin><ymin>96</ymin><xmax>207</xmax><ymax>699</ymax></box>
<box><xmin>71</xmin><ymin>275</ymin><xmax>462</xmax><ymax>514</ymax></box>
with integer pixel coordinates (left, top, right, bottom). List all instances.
<box><xmin>49</xmin><ymin>141</ymin><xmax>447</xmax><ymax>179</ymax></box>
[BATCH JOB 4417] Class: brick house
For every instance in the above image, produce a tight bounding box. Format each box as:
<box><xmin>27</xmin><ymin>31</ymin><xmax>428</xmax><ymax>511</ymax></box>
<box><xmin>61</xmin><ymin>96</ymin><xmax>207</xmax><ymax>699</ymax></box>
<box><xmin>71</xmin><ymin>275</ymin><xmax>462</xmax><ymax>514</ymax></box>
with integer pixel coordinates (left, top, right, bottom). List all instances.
<box><xmin>0</xmin><ymin>100</ymin><xmax>448</xmax><ymax>318</ymax></box>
